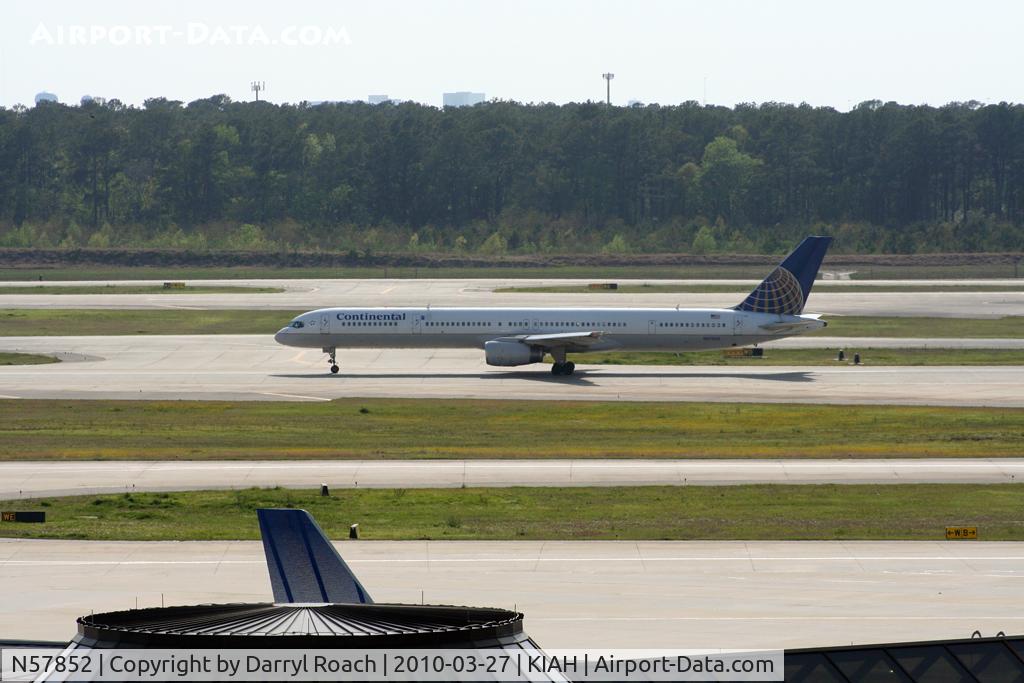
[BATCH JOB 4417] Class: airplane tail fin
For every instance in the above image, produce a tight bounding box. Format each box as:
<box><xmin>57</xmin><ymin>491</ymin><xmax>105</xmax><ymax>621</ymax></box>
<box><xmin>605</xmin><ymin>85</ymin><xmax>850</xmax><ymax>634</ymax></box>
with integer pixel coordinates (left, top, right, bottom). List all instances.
<box><xmin>734</xmin><ymin>236</ymin><xmax>833</xmax><ymax>315</ymax></box>
<box><xmin>257</xmin><ymin>508</ymin><xmax>373</xmax><ymax>604</ymax></box>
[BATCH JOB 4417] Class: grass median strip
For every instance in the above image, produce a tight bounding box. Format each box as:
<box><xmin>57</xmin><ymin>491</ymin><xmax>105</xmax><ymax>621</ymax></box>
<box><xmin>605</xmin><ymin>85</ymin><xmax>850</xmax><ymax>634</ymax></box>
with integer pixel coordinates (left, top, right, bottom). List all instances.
<box><xmin>811</xmin><ymin>315</ymin><xmax>1024</xmax><ymax>338</ymax></box>
<box><xmin>1</xmin><ymin>399</ymin><xmax>1021</xmax><ymax>460</ymax></box>
<box><xmin>0</xmin><ymin>285</ymin><xmax>282</xmax><ymax>295</ymax></box>
<box><xmin>0</xmin><ymin>352</ymin><xmax>58</xmax><ymax>365</ymax></box>
<box><xmin>583</xmin><ymin>348</ymin><xmax>1024</xmax><ymax>366</ymax></box>
<box><xmin>0</xmin><ymin>309</ymin><xmax>300</xmax><ymax>335</ymax></box>
<box><xmin>1</xmin><ymin>309</ymin><xmax>1023</xmax><ymax>338</ymax></box>
<box><xmin>1</xmin><ymin>485</ymin><xmax>1021</xmax><ymax>541</ymax></box>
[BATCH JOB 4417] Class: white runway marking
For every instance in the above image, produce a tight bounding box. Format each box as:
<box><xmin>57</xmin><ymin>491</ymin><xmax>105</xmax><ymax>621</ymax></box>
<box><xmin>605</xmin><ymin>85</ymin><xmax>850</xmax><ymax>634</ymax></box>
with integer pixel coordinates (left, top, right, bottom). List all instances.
<box><xmin>1</xmin><ymin>460</ymin><xmax>1020</xmax><ymax>471</ymax></box>
<box><xmin>0</xmin><ymin>560</ymin><xmax>264</xmax><ymax>566</ymax></box>
<box><xmin>257</xmin><ymin>391</ymin><xmax>331</xmax><ymax>402</ymax></box>
<box><xmin>5</xmin><ymin>556</ymin><xmax>1024</xmax><ymax>566</ymax></box>
<box><xmin>150</xmin><ymin>303</ymin><xmax>203</xmax><ymax>310</ymax></box>
<box><xmin>536</xmin><ymin>616</ymin><xmax>1024</xmax><ymax>622</ymax></box>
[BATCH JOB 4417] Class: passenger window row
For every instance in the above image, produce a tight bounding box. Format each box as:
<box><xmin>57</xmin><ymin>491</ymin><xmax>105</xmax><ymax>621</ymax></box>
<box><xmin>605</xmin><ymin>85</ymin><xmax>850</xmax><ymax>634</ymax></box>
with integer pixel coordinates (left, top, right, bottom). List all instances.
<box><xmin>339</xmin><ymin>320</ymin><xmax>635</xmax><ymax>329</ymax></box>
<box><xmin>424</xmin><ymin>321</ymin><xmax>625</xmax><ymax>328</ymax></box>
<box><xmin>658</xmin><ymin>322</ymin><xmax>727</xmax><ymax>328</ymax></box>
<box><xmin>540</xmin><ymin>322</ymin><xmax>623</xmax><ymax>328</ymax></box>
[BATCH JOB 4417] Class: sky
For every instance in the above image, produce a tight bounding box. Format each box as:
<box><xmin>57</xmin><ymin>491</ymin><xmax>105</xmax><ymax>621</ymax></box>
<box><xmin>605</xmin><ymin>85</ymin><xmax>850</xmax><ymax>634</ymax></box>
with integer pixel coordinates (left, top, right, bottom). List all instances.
<box><xmin>1</xmin><ymin>0</ymin><xmax>1021</xmax><ymax>110</ymax></box>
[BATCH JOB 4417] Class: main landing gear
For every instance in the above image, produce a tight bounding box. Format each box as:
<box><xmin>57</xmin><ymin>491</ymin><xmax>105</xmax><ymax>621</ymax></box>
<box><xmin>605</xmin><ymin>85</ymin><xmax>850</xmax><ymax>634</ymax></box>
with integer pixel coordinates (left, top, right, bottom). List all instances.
<box><xmin>551</xmin><ymin>361</ymin><xmax>576</xmax><ymax>376</ymax></box>
<box><xmin>550</xmin><ymin>348</ymin><xmax>575</xmax><ymax>376</ymax></box>
<box><xmin>324</xmin><ymin>347</ymin><xmax>339</xmax><ymax>374</ymax></box>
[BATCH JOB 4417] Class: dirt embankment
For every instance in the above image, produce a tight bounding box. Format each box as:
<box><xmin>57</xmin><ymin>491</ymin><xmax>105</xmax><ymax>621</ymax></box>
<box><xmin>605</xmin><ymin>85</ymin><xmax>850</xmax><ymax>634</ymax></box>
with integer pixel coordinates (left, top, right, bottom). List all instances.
<box><xmin>0</xmin><ymin>248</ymin><xmax>1022</xmax><ymax>270</ymax></box>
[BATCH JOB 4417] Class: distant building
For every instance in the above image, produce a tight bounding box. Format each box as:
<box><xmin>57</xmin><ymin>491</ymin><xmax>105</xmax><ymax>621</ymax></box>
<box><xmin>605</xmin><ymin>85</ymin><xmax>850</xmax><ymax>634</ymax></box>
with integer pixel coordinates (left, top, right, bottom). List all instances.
<box><xmin>443</xmin><ymin>91</ymin><xmax>485</xmax><ymax>107</ymax></box>
<box><xmin>34</xmin><ymin>91</ymin><xmax>58</xmax><ymax>105</ymax></box>
<box><xmin>80</xmin><ymin>95</ymin><xmax>106</xmax><ymax>106</ymax></box>
<box><xmin>628</xmin><ymin>99</ymin><xmax>644</xmax><ymax>107</ymax></box>
<box><xmin>368</xmin><ymin>94</ymin><xmax>393</xmax><ymax>105</ymax></box>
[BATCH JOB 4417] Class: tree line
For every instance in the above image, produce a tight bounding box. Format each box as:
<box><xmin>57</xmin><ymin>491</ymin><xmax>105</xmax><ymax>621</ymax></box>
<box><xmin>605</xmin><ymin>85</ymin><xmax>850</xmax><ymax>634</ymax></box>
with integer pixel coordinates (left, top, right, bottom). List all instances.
<box><xmin>1</xmin><ymin>96</ymin><xmax>1022</xmax><ymax>255</ymax></box>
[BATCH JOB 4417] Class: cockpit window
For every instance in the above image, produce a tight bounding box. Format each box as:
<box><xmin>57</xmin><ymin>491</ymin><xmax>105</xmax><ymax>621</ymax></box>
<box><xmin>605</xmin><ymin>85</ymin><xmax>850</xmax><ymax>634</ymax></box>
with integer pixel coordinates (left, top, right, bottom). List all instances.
<box><xmin>291</xmin><ymin>321</ymin><xmax>305</xmax><ymax>329</ymax></box>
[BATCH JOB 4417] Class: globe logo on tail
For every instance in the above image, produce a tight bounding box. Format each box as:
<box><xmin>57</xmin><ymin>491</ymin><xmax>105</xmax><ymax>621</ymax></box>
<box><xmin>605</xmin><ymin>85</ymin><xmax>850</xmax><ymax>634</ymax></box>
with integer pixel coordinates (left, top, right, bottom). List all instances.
<box><xmin>736</xmin><ymin>266</ymin><xmax>805</xmax><ymax>315</ymax></box>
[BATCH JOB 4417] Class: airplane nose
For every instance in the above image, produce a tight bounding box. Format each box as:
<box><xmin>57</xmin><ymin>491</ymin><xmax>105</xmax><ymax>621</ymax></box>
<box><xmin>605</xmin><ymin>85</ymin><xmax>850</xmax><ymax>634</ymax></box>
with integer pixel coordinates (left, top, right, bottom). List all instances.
<box><xmin>274</xmin><ymin>328</ymin><xmax>290</xmax><ymax>345</ymax></box>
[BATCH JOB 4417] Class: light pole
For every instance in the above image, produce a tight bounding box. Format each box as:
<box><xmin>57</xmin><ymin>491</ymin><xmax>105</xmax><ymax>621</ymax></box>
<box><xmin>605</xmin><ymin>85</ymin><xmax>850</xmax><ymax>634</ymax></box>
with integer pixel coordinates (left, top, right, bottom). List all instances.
<box><xmin>602</xmin><ymin>73</ymin><xmax>614</xmax><ymax>105</ymax></box>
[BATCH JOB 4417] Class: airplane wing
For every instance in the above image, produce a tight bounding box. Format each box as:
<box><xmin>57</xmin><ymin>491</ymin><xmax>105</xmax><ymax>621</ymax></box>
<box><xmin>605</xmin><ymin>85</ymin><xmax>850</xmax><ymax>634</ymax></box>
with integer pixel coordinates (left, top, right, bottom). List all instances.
<box><xmin>516</xmin><ymin>331</ymin><xmax>604</xmax><ymax>347</ymax></box>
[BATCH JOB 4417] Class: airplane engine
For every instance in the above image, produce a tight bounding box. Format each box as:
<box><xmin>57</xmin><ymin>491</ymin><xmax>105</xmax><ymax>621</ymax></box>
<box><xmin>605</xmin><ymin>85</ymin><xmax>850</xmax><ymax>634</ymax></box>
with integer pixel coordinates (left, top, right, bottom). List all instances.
<box><xmin>484</xmin><ymin>340</ymin><xmax>545</xmax><ymax>366</ymax></box>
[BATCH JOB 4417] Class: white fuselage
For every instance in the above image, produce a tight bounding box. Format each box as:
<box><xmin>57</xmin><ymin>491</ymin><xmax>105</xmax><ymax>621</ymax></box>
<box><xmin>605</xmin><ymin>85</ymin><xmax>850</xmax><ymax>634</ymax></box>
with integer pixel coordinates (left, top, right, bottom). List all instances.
<box><xmin>273</xmin><ymin>307</ymin><xmax>826</xmax><ymax>353</ymax></box>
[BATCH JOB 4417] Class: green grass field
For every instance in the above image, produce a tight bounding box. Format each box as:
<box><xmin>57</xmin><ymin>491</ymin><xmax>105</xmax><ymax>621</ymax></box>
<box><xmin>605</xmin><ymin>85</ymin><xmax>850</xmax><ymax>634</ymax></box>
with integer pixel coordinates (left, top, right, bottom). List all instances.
<box><xmin>0</xmin><ymin>285</ymin><xmax>282</xmax><ymax>295</ymax></box>
<box><xmin>1</xmin><ymin>485</ymin><xmax>1020</xmax><ymax>541</ymax></box>
<box><xmin>583</xmin><ymin>348</ymin><xmax>1024</xmax><ymax>366</ymax></box>
<box><xmin>1</xmin><ymin>399</ymin><xmax>1021</xmax><ymax>460</ymax></box>
<box><xmin>812</xmin><ymin>316</ymin><xmax>1024</xmax><ymax>337</ymax></box>
<box><xmin>0</xmin><ymin>352</ymin><xmax>58</xmax><ymax>365</ymax></box>
<box><xmin>498</xmin><ymin>283</ymin><xmax>1024</xmax><ymax>294</ymax></box>
<box><xmin>1</xmin><ymin>309</ymin><xmax>1022</xmax><ymax>338</ymax></box>
<box><xmin>0</xmin><ymin>309</ymin><xmax>296</xmax><ymax>335</ymax></box>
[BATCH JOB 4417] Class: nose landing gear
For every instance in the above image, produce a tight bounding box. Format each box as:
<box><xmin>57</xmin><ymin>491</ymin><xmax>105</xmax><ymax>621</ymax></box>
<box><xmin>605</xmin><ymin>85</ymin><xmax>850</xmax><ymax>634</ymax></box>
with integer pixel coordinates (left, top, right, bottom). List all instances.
<box><xmin>324</xmin><ymin>347</ymin><xmax>339</xmax><ymax>374</ymax></box>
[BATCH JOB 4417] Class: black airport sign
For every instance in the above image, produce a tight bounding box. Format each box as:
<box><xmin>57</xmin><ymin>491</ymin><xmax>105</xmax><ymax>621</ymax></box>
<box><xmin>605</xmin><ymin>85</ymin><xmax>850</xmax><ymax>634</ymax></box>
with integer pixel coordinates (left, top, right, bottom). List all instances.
<box><xmin>1</xmin><ymin>511</ymin><xmax>46</xmax><ymax>523</ymax></box>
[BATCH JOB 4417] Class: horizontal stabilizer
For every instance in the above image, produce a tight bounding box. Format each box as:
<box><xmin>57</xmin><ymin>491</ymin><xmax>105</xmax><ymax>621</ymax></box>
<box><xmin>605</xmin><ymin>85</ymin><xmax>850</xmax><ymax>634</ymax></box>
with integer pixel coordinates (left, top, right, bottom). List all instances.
<box><xmin>759</xmin><ymin>321</ymin><xmax>816</xmax><ymax>332</ymax></box>
<box><xmin>758</xmin><ymin>314</ymin><xmax>826</xmax><ymax>333</ymax></box>
<box><xmin>257</xmin><ymin>508</ymin><xmax>373</xmax><ymax>604</ymax></box>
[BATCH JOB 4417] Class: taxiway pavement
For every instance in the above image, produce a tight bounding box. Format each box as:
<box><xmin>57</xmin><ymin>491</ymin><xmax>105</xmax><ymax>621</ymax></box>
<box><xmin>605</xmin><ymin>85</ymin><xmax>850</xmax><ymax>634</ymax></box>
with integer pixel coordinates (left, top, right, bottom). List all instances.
<box><xmin>2</xmin><ymin>459</ymin><xmax>1023</xmax><ymax>499</ymax></box>
<box><xmin>1</xmin><ymin>539</ymin><xmax>1021</xmax><ymax>649</ymax></box>
<box><xmin>0</xmin><ymin>336</ymin><xmax>1020</xmax><ymax>406</ymax></box>
<box><xmin>1</xmin><ymin>278</ymin><xmax>1023</xmax><ymax>317</ymax></box>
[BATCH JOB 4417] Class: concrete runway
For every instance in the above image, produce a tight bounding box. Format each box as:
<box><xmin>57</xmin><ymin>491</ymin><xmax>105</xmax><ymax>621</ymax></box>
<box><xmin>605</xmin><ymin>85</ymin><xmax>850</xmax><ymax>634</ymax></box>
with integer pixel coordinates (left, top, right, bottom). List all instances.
<box><xmin>1</xmin><ymin>335</ymin><xmax>1021</xmax><ymax>406</ymax></box>
<box><xmin>1</xmin><ymin>278</ymin><xmax>1023</xmax><ymax>317</ymax></box>
<box><xmin>2</xmin><ymin>538</ymin><xmax>1021</xmax><ymax>649</ymax></box>
<box><xmin>768</xmin><ymin>336</ymin><xmax>1024</xmax><ymax>349</ymax></box>
<box><xmin>2</xmin><ymin>459</ymin><xmax>1023</xmax><ymax>499</ymax></box>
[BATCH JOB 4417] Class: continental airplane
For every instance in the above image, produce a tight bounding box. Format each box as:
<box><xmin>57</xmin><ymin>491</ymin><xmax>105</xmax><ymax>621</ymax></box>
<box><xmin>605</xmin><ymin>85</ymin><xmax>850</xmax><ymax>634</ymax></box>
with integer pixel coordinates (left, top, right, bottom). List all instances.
<box><xmin>274</xmin><ymin>235</ymin><xmax>832</xmax><ymax>376</ymax></box>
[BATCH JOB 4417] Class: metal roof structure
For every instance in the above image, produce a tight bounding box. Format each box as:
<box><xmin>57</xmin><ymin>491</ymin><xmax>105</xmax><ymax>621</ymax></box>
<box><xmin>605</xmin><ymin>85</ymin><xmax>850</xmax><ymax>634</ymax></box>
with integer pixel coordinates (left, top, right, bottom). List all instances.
<box><xmin>75</xmin><ymin>602</ymin><xmax>534</xmax><ymax>649</ymax></box>
<box><xmin>786</xmin><ymin>632</ymin><xmax>1024</xmax><ymax>682</ymax></box>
